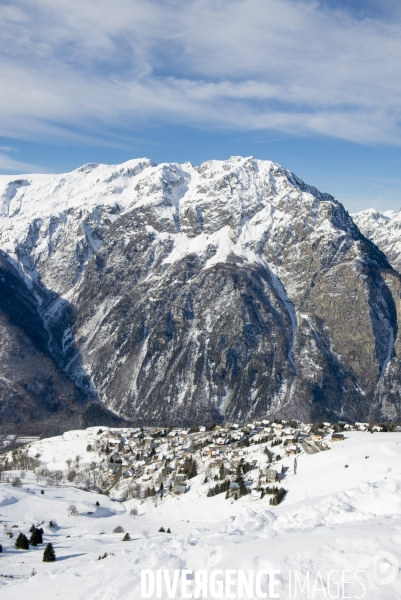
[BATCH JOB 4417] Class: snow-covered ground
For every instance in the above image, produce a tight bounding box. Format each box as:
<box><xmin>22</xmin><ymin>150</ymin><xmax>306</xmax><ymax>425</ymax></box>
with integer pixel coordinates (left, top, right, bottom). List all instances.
<box><xmin>1</xmin><ymin>431</ymin><xmax>401</xmax><ymax>599</ymax></box>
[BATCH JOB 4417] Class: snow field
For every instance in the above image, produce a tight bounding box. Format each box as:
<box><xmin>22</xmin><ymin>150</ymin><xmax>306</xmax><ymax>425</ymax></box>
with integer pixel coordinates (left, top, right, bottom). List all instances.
<box><xmin>0</xmin><ymin>431</ymin><xmax>400</xmax><ymax>598</ymax></box>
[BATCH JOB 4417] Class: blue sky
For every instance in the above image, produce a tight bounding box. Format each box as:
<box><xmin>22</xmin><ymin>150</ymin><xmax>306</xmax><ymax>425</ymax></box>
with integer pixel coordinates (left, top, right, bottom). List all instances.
<box><xmin>0</xmin><ymin>0</ymin><xmax>400</xmax><ymax>213</ymax></box>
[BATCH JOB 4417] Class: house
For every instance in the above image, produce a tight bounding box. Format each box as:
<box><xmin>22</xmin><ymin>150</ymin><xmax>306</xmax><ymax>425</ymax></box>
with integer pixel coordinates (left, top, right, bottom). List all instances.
<box><xmin>109</xmin><ymin>440</ymin><xmax>124</xmax><ymax>452</ymax></box>
<box><xmin>174</xmin><ymin>484</ymin><xmax>186</xmax><ymax>494</ymax></box>
<box><xmin>144</xmin><ymin>437</ymin><xmax>158</xmax><ymax>448</ymax></box>
<box><xmin>229</xmin><ymin>481</ymin><xmax>239</xmax><ymax>490</ymax></box>
<box><xmin>266</xmin><ymin>469</ymin><xmax>277</xmax><ymax>484</ymax></box>
<box><xmin>122</xmin><ymin>468</ymin><xmax>135</xmax><ymax>479</ymax></box>
<box><xmin>175</xmin><ymin>474</ymin><xmax>187</xmax><ymax>483</ymax></box>
<box><xmin>285</xmin><ymin>444</ymin><xmax>298</xmax><ymax>455</ymax></box>
<box><xmin>355</xmin><ymin>422</ymin><xmax>369</xmax><ymax>431</ymax></box>
<box><xmin>108</xmin><ymin>452</ymin><xmax>122</xmax><ymax>468</ymax></box>
<box><xmin>332</xmin><ymin>433</ymin><xmax>344</xmax><ymax>442</ymax></box>
<box><xmin>199</xmin><ymin>426</ymin><xmax>206</xmax><ymax>432</ymax></box>
<box><xmin>313</xmin><ymin>429</ymin><xmax>326</xmax><ymax>441</ymax></box>
<box><xmin>216</xmin><ymin>437</ymin><xmax>228</xmax><ymax>445</ymax></box>
<box><xmin>233</xmin><ymin>449</ymin><xmax>246</xmax><ymax>457</ymax></box>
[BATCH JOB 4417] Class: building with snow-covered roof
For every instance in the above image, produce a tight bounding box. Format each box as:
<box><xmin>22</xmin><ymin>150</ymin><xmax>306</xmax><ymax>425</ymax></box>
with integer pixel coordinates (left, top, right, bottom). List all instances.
<box><xmin>266</xmin><ymin>469</ymin><xmax>277</xmax><ymax>483</ymax></box>
<box><xmin>285</xmin><ymin>444</ymin><xmax>298</xmax><ymax>455</ymax></box>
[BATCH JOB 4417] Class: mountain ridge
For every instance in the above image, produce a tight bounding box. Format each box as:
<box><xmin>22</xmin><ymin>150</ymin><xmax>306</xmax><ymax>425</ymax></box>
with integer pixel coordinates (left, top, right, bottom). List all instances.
<box><xmin>1</xmin><ymin>156</ymin><xmax>401</xmax><ymax>427</ymax></box>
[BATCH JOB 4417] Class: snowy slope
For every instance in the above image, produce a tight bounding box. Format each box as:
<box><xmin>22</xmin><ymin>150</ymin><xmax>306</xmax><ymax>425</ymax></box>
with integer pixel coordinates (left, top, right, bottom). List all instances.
<box><xmin>1</xmin><ymin>431</ymin><xmax>401</xmax><ymax>599</ymax></box>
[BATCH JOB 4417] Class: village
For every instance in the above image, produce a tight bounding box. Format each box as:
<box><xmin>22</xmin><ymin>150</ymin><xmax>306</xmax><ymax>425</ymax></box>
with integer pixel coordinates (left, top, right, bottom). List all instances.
<box><xmin>1</xmin><ymin>419</ymin><xmax>401</xmax><ymax>597</ymax></box>
<box><xmin>2</xmin><ymin>418</ymin><xmax>397</xmax><ymax>508</ymax></box>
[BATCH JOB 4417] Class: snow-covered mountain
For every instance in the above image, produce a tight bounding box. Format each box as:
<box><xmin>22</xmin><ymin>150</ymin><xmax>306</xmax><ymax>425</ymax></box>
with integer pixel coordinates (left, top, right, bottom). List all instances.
<box><xmin>352</xmin><ymin>208</ymin><xmax>401</xmax><ymax>273</ymax></box>
<box><xmin>1</xmin><ymin>157</ymin><xmax>401</xmax><ymax>426</ymax></box>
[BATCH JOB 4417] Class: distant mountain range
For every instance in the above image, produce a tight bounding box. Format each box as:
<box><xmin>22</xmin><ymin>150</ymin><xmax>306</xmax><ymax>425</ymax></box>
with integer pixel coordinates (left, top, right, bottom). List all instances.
<box><xmin>352</xmin><ymin>208</ymin><xmax>401</xmax><ymax>273</ymax></box>
<box><xmin>1</xmin><ymin>157</ymin><xmax>401</xmax><ymax>430</ymax></box>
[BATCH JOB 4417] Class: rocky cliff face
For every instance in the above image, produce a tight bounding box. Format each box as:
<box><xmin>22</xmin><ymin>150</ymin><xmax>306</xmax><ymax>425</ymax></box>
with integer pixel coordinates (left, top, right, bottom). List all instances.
<box><xmin>1</xmin><ymin>158</ymin><xmax>401</xmax><ymax>426</ymax></box>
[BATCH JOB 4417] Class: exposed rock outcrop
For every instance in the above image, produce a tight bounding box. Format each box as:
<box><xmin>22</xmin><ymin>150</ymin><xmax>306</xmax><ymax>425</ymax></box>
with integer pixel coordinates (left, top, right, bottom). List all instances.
<box><xmin>1</xmin><ymin>157</ymin><xmax>401</xmax><ymax>425</ymax></box>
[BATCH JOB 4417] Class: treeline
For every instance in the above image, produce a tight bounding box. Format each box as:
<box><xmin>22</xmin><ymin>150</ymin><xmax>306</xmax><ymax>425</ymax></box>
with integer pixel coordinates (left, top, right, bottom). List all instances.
<box><xmin>264</xmin><ymin>486</ymin><xmax>287</xmax><ymax>505</ymax></box>
<box><xmin>207</xmin><ymin>480</ymin><xmax>230</xmax><ymax>497</ymax></box>
<box><xmin>0</xmin><ymin>449</ymin><xmax>40</xmax><ymax>472</ymax></box>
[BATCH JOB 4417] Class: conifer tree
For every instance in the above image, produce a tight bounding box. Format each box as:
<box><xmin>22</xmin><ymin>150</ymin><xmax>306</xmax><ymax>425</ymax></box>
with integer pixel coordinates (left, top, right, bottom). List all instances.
<box><xmin>122</xmin><ymin>533</ymin><xmax>131</xmax><ymax>541</ymax></box>
<box><xmin>238</xmin><ymin>476</ymin><xmax>247</xmax><ymax>496</ymax></box>
<box><xmin>15</xmin><ymin>532</ymin><xmax>29</xmax><ymax>550</ymax></box>
<box><xmin>235</xmin><ymin>465</ymin><xmax>247</xmax><ymax>496</ymax></box>
<box><xmin>29</xmin><ymin>527</ymin><xmax>43</xmax><ymax>546</ymax></box>
<box><xmin>43</xmin><ymin>543</ymin><xmax>56</xmax><ymax>562</ymax></box>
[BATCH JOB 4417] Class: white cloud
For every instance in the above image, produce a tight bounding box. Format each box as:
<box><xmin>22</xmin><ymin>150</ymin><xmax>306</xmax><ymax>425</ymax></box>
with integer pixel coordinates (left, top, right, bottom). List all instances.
<box><xmin>0</xmin><ymin>152</ymin><xmax>43</xmax><ymax>173</ymax></box>
<box><xmin>0</xmin><ymin>0</ymin><xmax>400</xmax><ymax>144</ymax></box>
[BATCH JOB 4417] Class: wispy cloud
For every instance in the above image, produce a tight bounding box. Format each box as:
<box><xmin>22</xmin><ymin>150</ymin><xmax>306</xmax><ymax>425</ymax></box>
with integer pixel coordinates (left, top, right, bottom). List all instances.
<box><xmin>0</xmin><ymin>152</ymin><xmax>43</xmax><ymax>173</ymax></box>
<box><xmin>1</xmin><ymin>0</ymin><xmax>400</xmax><ymax>145</ymax></box>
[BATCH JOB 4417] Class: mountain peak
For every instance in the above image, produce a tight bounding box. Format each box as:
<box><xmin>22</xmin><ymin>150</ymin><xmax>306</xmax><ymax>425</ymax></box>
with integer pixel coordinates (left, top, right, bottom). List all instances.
<box><xmin>1</xmin><ymin>157</ymin><xmax>400</xmax><ymax>427</ymax></box>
